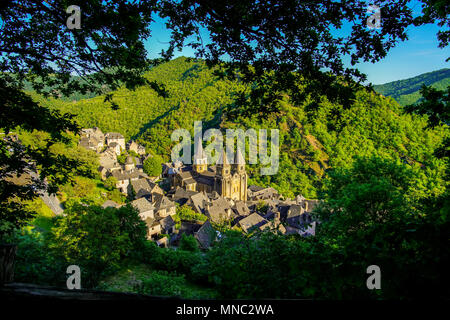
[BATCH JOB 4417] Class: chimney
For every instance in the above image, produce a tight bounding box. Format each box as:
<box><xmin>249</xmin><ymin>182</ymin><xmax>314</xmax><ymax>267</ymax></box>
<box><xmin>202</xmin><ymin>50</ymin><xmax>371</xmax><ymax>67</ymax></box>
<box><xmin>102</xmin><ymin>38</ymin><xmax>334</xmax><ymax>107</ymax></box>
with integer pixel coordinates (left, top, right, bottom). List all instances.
<box><xmin>274</xmin><ymin>211</ymin><xmax>280</xmax><ymax>224</ymax></box>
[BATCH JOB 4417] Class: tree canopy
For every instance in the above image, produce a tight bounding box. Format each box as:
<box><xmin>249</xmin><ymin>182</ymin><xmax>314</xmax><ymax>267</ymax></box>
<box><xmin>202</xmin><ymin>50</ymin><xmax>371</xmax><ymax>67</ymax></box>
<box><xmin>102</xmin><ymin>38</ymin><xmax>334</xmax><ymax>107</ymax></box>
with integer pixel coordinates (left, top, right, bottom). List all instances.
<box><xmin>143</xmin><ymin>155</ymin><xmax>163</xmax><ymax>177</ymax></box>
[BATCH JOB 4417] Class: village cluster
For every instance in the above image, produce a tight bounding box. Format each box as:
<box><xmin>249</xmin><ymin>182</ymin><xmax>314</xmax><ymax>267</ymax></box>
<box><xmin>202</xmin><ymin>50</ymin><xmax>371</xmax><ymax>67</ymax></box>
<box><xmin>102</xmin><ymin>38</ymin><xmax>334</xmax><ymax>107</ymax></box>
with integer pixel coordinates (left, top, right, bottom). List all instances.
<box><xmin>80</xmin><ymin>128</ymin><xmax>318</xmax><ymax>249</ymax></box>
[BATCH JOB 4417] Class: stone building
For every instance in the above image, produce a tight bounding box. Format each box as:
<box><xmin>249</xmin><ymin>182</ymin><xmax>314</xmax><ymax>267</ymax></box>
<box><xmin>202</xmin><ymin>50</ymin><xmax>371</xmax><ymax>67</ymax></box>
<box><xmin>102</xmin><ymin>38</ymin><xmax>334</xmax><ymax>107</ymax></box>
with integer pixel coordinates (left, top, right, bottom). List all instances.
<box><xmin>172</xmin><ymin>138</ymin><xmax>248</xmax><ymax>201</ymax></box>
<box><xmin>79</xmin><ymin>127</ymin><xmax>105</xmax><ymax>152</ymax></box>
<box><xmin>127</xmin><ymin>140</ymin><xmax>146</xmax><ymax>156</ymax></box>
<box><xmin>105</xmin><ymin>132</ymin><xmax>125</xmax><ymax>151</ymax></box>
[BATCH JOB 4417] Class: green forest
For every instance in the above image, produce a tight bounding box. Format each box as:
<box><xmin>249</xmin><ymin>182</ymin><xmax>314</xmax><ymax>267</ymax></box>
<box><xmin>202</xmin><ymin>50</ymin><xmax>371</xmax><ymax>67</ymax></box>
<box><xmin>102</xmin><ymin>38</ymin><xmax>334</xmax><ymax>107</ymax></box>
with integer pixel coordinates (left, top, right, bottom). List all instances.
<box><xmin>7</xmin><ymin>57</ymin><xmax>450</xmax><ymax>300</ymax></box>
<box><xmin>374</xmin><ymin>68</ymin><xmax>450</xmax><ymax>106</ymax></box>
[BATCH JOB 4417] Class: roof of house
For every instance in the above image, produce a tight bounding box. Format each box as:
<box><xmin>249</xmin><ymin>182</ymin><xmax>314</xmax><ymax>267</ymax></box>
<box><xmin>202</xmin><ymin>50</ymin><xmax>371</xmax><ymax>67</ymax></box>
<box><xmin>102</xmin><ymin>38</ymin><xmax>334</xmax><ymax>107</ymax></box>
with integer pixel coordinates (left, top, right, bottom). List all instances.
<box><xmin>194</xmin><ymin>220</ymin><xmax>216</xmax><ymax>249</ymax></box>
<box><xmin>179</xmin><ymin>221</ymin><xmax>203</xmax><ymax>235</ymax></box>
<box><xmin>284</xmin><ymin>221</ymin><xmax>316</xmax><ymax>237</ymax></box>
<box><xmin>177</xmin><ymin>169</ymin><xmax>215</xmax><ymax>186</ymax></box>
<box><xmin>189</xmin><ymin>192</ymin><xmax>208</xmax><ymax>213</ymax></box>
<box><xmin>160</xmin><ymin>215</ymin><xmax>175</xmax><ymax>231</ymax></box>
<box><xmin>248</xmin><ymin>185</ymin><xmax>265</xmax><ymax>192</ymax></box>
<box><xmin>153</xmin><ymin>194</ymin><xmax>175</xmax><ymax>210</ymax></box>
<box><xmin>130</xmin><ymin>178</ymin><xmax>161</xmax><ymax>197</ymax></box>
<box><xmin>126</xmin><ymin>156</ymin><xmax>134</xmax><ymax>164</ymax></box>
<box><xmin>110</xmin><ymin>170</ymin><xmax>140</xmax><ymax>181</ymax></box>
<box><xmin>238</xmin><ymin>212</ymin><xmax>269</xmax><ymax>233</ymax></box>
<box><xmin>233</xmin><ymin>200</ymin><xmax>250</xmax><ymax>216</ymax></box>
<box><xmin>106</xmin><ymin>132</ymin><xmax>124</xmax><ymax>140</ymax></box>
<box><xmin>172</xmin><ymin>187</ymin><xmax>198</xmax><ymax>205</ymax></box>
<box><xmin>145</xmin><ymin>217</ymin><xmax>160</xmax><ymax>228</ymax></box>
<box><xmin>248</xmin><ymin>186</ymin><xmax>280</xmax><ymax>200</ymax></box>
<box><xmin>131</xmin><ymin>198</ymin><xmax>154</xmax><ymax>213</ymax></box>
<box><xmin>206</xmin><ymin>198</ymin><xmax>233</xmax><ymax>223</ymax></box>
<box><xmin>101</xmin><ymin>200</ymin><xmax>119</xmax><ymax>209</ymax></box>
<box><xmin>305</xmin><ymin>199</ymin><xmax>320</xmax><ymax>212</ymax></box>
<box><xmin>287</xmin><ymin>204</ymin><xmax>303</xmax><ymax>218</ymax></box>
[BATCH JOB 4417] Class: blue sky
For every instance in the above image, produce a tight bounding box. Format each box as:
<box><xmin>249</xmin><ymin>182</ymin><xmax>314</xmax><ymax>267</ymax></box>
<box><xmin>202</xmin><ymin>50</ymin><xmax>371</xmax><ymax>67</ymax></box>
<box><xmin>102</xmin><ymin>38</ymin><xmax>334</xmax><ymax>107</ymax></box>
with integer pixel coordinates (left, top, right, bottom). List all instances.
<box><xmin>144</xmin><ymin>1</ymin><xmax>449</xmax><ymax>85</ymax></box>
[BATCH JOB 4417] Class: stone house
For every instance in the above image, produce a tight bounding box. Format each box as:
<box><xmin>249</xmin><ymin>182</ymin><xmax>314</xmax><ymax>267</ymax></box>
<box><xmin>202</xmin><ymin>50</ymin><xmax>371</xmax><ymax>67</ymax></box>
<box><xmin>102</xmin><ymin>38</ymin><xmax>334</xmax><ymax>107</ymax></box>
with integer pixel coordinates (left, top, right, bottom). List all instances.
<box><xmin>127</xmin><ymin>140</ymin><xmax>146</xmax><ymax>156</ymax></box>
<box><xmin>105</xmin><ymin>132</ymin><xmax>125</xmax><ymax>151</ymax></box>
<box><xmin>204</xmin><ymin>196</ymin><xmax>234</xmax><ymax>224</ymax></box>
<box><xmin>131</xmin><ymin>197</ymin><xmax>155</xmax><ymax>220</ymax></box>
<box><xmin>110</xmin><ymin>170</ymin><xmax>141</xmax><ymax>194</ymax></box>
<box><xmin>79</xmin><ymin>127</ymin><xmax>105</xmax><ymax>152</ymax></box>
<box><xmin>160</xmin><ymin>215</ymin><xmax>176</xmax><ymax>235</ymax></box>
<box><xmin>189</xmin><ymin>192</ymin><xmax>209</xmax><ymax>214</ymax></box>
<box><xmin>153</xmin><ymin>194</ymin><xmax>176</xmax><ymax>218</ymax></box>
<box><xmin>108</xmin><ymin>142</ymin><xmax>121</xmax><ymax>156</ymax></box>
<box><xmin>247</xmin><ymin>185</ymin><xmax>281</xmax><ymax>201</ymax></box>
<box><xmin>145</xmin><ymin>217</ymin><xmax>162</xmax><ymax>240</ymax></box>
<box><xmin>130</xmin><ymin>178</ymin><xmax>164</xmax><ymax>200</ymax></box>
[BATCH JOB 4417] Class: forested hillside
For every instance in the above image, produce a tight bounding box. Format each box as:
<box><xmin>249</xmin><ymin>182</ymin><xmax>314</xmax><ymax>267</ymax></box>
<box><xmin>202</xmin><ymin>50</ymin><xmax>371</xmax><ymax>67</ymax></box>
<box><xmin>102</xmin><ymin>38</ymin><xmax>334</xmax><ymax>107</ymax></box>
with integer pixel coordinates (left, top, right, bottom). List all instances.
<box><xmin>374</xmin><ymin>68</ymin><xmax>450</xmax><ymax>106</ymax></box>
<box><xmin>33</xmin><ymin>57</ymin><xmax>448</xmax><ymax>199</ymax></box>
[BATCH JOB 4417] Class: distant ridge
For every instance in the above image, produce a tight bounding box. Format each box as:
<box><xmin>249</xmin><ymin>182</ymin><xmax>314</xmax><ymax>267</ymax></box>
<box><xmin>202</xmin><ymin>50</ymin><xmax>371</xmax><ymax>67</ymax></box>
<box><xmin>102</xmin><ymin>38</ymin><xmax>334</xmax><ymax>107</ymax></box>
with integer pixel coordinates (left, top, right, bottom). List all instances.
<box><xmin>374</xmin><ymin>68</ymin><xmax>450</xmax><ymax>106</ymax></box>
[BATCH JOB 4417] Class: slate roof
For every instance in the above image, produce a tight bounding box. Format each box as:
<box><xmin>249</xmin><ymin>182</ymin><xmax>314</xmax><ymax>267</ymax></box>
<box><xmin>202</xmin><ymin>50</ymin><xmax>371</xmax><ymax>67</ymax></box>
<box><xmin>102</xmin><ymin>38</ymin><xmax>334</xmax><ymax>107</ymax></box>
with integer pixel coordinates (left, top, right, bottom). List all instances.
<box><xmin>206</xmin><ymin>206</ymin><xmax>229</xmax><ymax>224</ymax></box>
<box><xmin>145</xmin><ymin>217</ymin><xmax>160</xmax><ymax>228</ymax></box>
<box><xmin>131</xmin><ymin>178</ymin><xmax>162</xmax><ymax>198</ymax></box>
<box><xmin>172</xmin><ymin>187</ymin><xmax>198</xmax><ymax>205</ymax></box>
<box><xmin>153</xmin><ymin>194</ymin><xmax>175</xmax><ymax>210</ymax></box>
<box><xmin>125</xmin><ymin>156</ymin><xmax>134</xmax><ymax>164</ymax></box>
<box><xmin>189</xmin><ymin>192</ymin><xmax>208</xmax><ymax>213</ymax></box>
<box><xmin>176</xmin><ymin>167</ymin><xmax>216</xmax><ymax>187</ymax></box>
<box><xmin>248</xmin><ymin>186</ymin><xmax>280</xmax><ymax>200</ymax></box>
<box><xmin>238</xmin><ymin>212</ymin><xmax>269</xmax><ymax>233</ymax></box>
<box><xmin>179</xmin><ymin>221</ymin><xmax>203</xmax><ymax>235</ymax></box>
<box><xmin>287</xmin><ymin>204</ymin><xmax>303</xmax><ymax>218</ymax></box>
<box><xmin>305</xmin><ymin>199</ymin><xmax>320</xmax><ymax>212</ymax></box>
<box><xmin>160</xmin><ymin>215</ymin><xmax>175</xmax><ymax>231</ymax></box>
<box><xmin>110</xmin><ymin>170</ymin><xmax>140</xmax><ymax>181</ymax></box>
<box><xmin>248</xmin><ymin>185</ymin><xmax>264</xmax><ymax>192</ymax></box>
<box><xmin>233</xmin><ymin>200</ymin><xmax>250</xmax><ymax>216</ymax></box>
<box><xmin>106</xmin><ymin>132</ymin><xmax>124</xmax><ymax>140</ymax></box>
<box><xmin>194</xmin><ymin>220</ymin><xmax>216</xmax><ymax>249</ymax></box>
<box><xmin>131</xmin><ymin>198</ymin><xmax>154</xmax><ymax>213</ymax></box>
<box><xmin>284</xmin><ymin>222</ymin><xmax>316</xmax><ymax>236</ymax></box>
<box><xmin>101</xmin><ymin>200</ymin><xmax>119</xmax><ymax>209</ymax></box>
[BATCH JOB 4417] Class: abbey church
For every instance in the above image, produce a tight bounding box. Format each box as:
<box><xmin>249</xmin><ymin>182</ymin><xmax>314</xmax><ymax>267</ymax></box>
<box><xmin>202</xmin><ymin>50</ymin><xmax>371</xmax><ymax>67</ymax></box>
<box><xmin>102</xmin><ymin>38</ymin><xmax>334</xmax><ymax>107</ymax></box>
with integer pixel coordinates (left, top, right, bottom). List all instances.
<box><xmin>171</xmin><ymin>139</ymin><xmax>248</xmax><ymax>201</ymax></box>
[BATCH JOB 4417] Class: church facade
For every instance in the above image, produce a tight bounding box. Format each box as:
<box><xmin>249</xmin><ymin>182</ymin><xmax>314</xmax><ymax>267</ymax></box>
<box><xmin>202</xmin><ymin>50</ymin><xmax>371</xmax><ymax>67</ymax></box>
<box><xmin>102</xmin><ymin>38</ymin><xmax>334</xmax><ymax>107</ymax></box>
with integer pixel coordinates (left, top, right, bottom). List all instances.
<box><xmin>172</xmin><ymin>139</ymin><xmax>248</xmax><ymax>202</ymax></box>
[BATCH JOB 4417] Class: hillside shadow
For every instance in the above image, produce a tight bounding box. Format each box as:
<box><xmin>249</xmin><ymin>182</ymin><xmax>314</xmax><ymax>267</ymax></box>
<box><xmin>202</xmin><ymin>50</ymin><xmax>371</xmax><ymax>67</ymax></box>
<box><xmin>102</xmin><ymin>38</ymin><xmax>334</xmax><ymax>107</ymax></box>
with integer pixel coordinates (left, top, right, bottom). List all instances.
<box><xmin>202</xmin><ymin>105</ymin><xmax>224</xmax><ymax>130</ymax></box>
<box><xmin>181</xmin><ymin>64</ymin><xmax>204</xmax><ymax>81</ymax></box>
<box><xmin>131</xmin><ymin>103</ymin><xmax>181</xmax><ymax>141</ymax></box>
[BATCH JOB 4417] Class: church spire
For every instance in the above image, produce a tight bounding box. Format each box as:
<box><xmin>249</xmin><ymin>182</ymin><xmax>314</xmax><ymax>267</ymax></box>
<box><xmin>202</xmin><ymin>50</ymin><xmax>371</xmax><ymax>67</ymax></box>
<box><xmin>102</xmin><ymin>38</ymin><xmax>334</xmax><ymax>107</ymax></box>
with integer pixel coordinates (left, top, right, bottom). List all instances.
<box><xmin>193</xmin><ymin>135</ymin><xmax>207</xmax><ymax>173</ymax></box>
<box><xmin>216</xmin><ymin>149</ymin><xmax>230</xmax><ymax>176</ymax></box>
<box><xmin>234</xmin><ymin>146</ymin><xmax>245</xmax><ymax>173</ymax></box>
<box><xmin>193</xmin><ymin>135</ymin><xmax>205</xmax><ymax>162</ymax></box>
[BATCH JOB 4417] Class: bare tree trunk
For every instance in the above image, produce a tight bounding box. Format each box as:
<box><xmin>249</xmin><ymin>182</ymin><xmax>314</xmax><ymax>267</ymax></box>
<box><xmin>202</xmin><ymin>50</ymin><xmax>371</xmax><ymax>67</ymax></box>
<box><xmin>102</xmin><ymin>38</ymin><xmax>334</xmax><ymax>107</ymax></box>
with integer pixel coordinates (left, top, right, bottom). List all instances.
<box><xmin>0</xmin><ymin>244</ymin><xmax>17</xmax><ymax>285</ymax></box>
